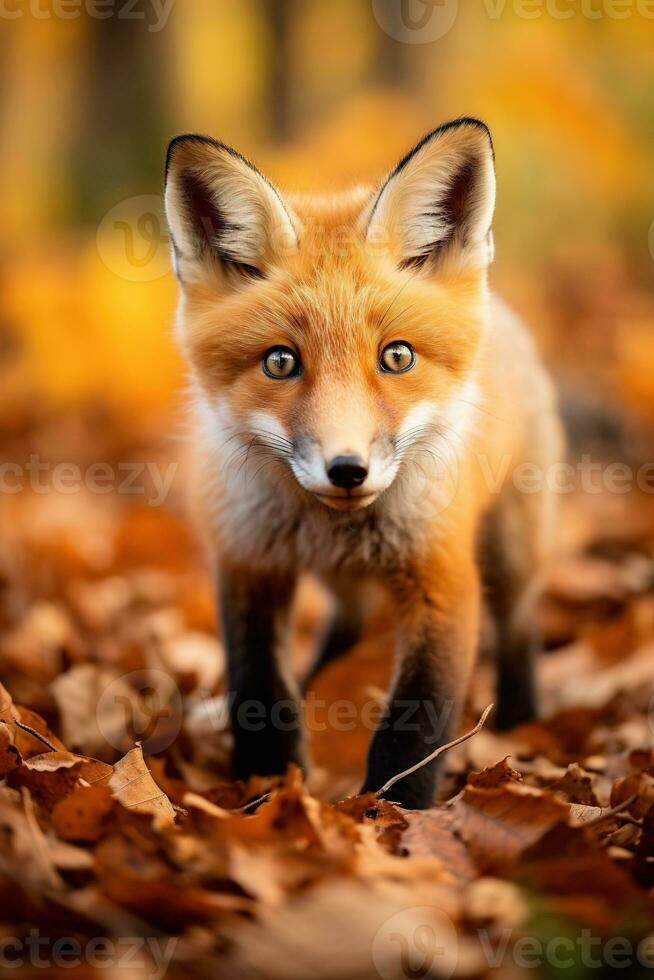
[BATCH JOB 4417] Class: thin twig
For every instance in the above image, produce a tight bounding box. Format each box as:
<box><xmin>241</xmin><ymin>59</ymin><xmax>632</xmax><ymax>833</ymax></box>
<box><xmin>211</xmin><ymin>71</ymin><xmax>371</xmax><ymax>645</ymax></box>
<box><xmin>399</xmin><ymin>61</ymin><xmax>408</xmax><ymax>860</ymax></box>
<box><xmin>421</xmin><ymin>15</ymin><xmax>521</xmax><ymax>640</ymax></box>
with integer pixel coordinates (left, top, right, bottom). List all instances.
<box><xmin>14</xmin><ymin>721</ymin><xmax>57</xmax><ymax>753</ymax></box>
<box><xmin>236</xmin><ymin>791</ymin><xmax>271</xmax><ymax>813</ymax></box>
<box><xmin>618</xmin><ymin>814</ymin><xmax>643</xmax><ymax>829</ymax></box>
<box><xmin>375</xmin><ymin>704</ymin><xmax>494</xmax><ymax>799</ymax></box>
<box><xmin>445</xmin><ymin>787</ymin><xmax>466</xmax><ymax>808</ymax></box>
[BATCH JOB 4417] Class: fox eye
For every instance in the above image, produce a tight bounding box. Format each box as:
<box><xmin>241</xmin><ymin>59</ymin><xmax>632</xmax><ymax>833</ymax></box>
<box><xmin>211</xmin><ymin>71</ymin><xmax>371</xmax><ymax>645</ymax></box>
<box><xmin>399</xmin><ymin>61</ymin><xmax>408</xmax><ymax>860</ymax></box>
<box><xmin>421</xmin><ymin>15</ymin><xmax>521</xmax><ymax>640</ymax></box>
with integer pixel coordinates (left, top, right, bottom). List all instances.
<box><xmin>263</xmin><ymin>346</ymin><xmax>301</xmax><ymax>379</ymax></box>
<box><xmin>380</xmin><ymin>341</ymin><xmax>415</xmax><ymax>374</ymax></box>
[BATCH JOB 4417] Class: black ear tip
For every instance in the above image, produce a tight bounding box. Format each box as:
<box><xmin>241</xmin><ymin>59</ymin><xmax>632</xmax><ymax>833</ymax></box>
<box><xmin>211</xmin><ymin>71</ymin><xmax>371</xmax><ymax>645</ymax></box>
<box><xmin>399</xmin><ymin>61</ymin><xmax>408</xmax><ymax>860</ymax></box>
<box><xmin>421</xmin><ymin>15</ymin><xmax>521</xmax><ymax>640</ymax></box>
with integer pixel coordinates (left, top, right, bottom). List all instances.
<box><xmin>439</xmin><ymin>116</ymin><xmax>494</xmax><ymax>155</ymax></box>
<box><xmin>389</xmin><ymin>117</ymin><xmax>495</xmax><ymax>185</ymax></box>
<box><xmin>164</xmin><ymin>133</ymin><xmax>223</xmax><ymax>182</ymax></box>
<box><xmin>453</xmin><ymin>115</ymin><xmax>491</xmax><ymax>132</ymax></box>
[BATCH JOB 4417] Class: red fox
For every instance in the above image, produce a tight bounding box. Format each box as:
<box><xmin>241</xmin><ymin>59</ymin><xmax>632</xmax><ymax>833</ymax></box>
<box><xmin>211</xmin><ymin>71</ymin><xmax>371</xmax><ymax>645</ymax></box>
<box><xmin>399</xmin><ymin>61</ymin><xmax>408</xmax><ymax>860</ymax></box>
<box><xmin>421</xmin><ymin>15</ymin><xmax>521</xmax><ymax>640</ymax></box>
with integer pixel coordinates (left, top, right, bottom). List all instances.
<box><xmin>164</xmin><ymin>118</ymin><xmax>564</xmax><ymax>809</ymax></box>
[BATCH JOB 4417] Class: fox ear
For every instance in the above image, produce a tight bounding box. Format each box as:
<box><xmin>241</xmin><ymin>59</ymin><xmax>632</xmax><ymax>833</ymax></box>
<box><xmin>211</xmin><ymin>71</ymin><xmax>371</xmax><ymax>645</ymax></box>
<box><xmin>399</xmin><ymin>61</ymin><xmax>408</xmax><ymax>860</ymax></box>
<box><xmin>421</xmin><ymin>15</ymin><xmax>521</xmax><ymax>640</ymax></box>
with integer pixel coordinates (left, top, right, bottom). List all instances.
<box><xmin>164</xmin><ymin>134</ymin><xmax>299</xmax><ymax>285</ymax></box>
<box><xmin>362</xmin><ymin>118</ymin><xmax>495</xmax><ymax>273</ymax></box>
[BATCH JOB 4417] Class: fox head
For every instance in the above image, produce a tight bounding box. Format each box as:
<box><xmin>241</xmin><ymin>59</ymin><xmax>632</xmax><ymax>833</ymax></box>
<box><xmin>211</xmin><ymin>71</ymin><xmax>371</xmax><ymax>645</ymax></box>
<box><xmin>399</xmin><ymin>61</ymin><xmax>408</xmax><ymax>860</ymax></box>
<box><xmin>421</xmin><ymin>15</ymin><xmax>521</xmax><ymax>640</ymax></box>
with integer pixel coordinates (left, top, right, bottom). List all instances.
<box><xmin>165</xmin><ymin>119</ymin><xmax>495</xmax><ymax>512</ymax></box>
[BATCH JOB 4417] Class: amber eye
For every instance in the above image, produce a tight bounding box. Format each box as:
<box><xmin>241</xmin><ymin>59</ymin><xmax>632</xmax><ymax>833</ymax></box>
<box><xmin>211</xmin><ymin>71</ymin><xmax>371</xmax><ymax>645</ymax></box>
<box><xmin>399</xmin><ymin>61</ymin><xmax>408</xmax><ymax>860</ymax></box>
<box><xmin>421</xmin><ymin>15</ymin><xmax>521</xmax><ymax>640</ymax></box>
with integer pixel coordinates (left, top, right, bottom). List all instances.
<box><xmin>380</xmin><ymin>341</ymin><xmax>415</xmax><ymax>374</ymax></box>
<box><xmin>263</xmin><ymin>346</ymin><xmax>301</xmax><ymax>379</ymax></box>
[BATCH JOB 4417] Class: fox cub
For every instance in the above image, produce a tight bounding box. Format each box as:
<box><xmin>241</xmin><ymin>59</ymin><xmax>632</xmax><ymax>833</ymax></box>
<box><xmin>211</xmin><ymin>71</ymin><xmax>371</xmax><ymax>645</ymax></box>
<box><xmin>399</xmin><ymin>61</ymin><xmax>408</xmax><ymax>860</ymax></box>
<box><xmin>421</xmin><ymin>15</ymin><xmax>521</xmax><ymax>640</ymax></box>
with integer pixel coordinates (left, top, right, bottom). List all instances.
<box><xmin>164</xmin><ymin>118</ymin><xmax>564</xmax><ymax>809</ymax></box>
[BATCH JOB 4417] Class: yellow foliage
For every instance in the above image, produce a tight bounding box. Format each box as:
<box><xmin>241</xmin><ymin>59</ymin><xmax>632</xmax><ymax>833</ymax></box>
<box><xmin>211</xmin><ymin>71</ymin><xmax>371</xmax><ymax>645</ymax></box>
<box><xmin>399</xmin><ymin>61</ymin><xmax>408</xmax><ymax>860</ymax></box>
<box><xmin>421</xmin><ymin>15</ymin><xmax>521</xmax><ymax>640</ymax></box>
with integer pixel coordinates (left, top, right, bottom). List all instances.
<box><xmin>0</xmin><ymin>2</ymin><xmax>652</xmax><ymax>422</ymax></box>
<box><xmin>3</xmin><ymin>243</ymin><xmax>182</xmax><ymax>421</ymax></box>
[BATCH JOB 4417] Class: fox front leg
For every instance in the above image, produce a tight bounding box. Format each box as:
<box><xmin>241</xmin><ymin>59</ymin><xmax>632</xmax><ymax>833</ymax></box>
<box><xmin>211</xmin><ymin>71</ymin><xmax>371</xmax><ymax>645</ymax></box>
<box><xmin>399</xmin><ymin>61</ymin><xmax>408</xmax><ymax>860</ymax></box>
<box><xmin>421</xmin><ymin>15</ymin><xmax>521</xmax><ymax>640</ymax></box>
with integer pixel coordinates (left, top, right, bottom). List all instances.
<box><xmin>361</xmin><ymin>560</ymin><xmax>480</xmax><ymax>809</ymax></box>
<box><xmin>218</xmin><ymin>565</ymin><xmax>305</xmax><ymax>779</ymax></box>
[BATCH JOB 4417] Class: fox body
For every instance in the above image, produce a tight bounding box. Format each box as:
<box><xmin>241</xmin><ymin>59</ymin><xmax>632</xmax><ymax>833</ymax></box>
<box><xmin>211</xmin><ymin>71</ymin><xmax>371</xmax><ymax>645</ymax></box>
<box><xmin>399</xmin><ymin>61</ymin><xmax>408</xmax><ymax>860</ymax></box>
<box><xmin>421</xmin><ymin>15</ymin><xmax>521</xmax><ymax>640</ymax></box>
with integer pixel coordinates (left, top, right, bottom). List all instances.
<box><xmin>165</xmin><ymin>119</ymin><xmax>564</xmax><ymax>808</ymax></box>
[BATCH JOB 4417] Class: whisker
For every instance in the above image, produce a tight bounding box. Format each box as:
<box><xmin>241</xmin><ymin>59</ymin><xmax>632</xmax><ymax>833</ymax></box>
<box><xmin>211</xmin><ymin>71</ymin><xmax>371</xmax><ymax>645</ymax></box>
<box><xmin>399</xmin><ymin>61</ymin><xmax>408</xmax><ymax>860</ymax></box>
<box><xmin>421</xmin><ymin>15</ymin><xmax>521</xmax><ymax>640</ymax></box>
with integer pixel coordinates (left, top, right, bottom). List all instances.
<box><xmin>381</xmin><ymin>302</ymin><xmax>418</xmax><ymax>337</ymax></box>
<box><xmin>378</xmin><ymin>268</ymin><xmax>421</xmax><ymax>332</ymax></box>
<box><xmin>457</xmin><ymin>398</ymin><xmax>505</xmax><ymax>423</ymax></box>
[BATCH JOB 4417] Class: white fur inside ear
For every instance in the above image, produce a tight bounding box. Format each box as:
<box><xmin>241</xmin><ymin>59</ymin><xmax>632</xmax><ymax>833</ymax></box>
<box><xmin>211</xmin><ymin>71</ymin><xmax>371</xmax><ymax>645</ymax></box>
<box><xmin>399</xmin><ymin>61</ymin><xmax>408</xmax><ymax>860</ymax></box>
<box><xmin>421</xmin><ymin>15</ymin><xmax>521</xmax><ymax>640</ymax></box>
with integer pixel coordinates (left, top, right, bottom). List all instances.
<box><xmin>486</xmin><ymin>230</ymin><xmax>495</xmax><ymax>265</ymax></box>
<box><xmin>205</xmin><ymin>158</ymin><xmax>297</xmax><ymax>268</ymax></box>
<box><xmin>165</xmin><ymin>141</ymin><xmax>299</xmax><ymax>283</ymax></box>
<box><xmin>364</xmin><ymin>124</ymin><xmax>496</xmax><ymax>272</ymax></box>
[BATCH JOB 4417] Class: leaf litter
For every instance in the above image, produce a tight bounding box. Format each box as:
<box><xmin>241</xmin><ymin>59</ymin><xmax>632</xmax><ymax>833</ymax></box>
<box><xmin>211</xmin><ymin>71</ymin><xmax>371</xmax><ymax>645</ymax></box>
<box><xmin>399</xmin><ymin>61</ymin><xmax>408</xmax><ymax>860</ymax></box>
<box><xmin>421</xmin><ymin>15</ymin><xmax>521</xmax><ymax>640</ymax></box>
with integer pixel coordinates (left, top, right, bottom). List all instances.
<box><xmin>1</xmin><ymin>425</ymin><xmax>654</xmax><ymax>978</ymax></box>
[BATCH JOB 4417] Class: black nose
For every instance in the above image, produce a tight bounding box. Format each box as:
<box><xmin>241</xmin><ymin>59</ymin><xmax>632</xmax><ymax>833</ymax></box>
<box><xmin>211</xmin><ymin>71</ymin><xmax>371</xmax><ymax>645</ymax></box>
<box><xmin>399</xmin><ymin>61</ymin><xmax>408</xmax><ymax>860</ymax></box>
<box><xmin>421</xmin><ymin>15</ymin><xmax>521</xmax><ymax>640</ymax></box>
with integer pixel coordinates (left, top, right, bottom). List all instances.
<box><xmin>327</xmin><ymin>455</ymin><xmax>368</xmax><ymax>490</ymax></box>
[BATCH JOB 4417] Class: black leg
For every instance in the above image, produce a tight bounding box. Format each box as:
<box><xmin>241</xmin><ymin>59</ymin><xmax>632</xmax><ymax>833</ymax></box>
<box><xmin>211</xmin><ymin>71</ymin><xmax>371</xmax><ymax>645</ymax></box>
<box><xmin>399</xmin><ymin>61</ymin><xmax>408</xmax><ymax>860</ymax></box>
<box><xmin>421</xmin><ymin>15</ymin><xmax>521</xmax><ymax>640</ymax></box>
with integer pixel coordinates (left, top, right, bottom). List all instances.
<box><xmin>480</xmin><ymin>502</ymin><xmax>541</xmax><ymax>732</ymax></box>
<box><xmin>360</xmin><ymin>565</ymin><xmax>479</xmax><ymax>810</ymax></box>
<box><xmin>495</xmin><ymin>626</ymin><xmax>538</xmax><ymax>730</ymax></box>
<box><xmin>360</xmin><ymin>649</ymin><xmax>463</xmax><ymax>809</ymax></box>
<box><xmin>219</xmin><ymin>566</ymin><xmax>305</xmax><ymax>779</ymax></box>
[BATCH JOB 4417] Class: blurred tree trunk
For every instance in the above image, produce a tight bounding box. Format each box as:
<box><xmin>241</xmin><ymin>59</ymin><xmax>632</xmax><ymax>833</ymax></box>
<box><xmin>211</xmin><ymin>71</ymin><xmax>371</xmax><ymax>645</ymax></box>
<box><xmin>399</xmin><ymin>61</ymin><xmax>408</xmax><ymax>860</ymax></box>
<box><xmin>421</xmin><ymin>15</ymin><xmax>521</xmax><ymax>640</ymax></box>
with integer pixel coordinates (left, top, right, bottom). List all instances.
<box><xmin>71</xmin><ymin>16</ymin><xmax>170</xmax><ymax>224</ymax></box>
<box><xmin>263</xmin><ymin>0</ymin><xmax>294</xmax><ymax>141</ymax></box>
<box><xmin>372</xmin><ymin>0</ymin><xmax>412</xmax><ymax>89</ymax></box>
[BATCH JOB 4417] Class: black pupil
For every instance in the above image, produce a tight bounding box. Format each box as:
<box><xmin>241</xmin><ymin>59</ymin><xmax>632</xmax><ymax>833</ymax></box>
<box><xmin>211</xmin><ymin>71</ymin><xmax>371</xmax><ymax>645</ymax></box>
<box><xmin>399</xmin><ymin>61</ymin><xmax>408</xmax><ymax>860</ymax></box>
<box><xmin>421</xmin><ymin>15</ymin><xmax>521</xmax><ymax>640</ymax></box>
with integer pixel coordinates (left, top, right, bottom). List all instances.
<box><xmin>271</xmin><ymin>350</ymin><xmax>293</xmax><ymax>374</ymax></box>
<box><xmin>388</xmin><ymin>345</ymin><xmax>408</xmax><ymax>368</ymax></box>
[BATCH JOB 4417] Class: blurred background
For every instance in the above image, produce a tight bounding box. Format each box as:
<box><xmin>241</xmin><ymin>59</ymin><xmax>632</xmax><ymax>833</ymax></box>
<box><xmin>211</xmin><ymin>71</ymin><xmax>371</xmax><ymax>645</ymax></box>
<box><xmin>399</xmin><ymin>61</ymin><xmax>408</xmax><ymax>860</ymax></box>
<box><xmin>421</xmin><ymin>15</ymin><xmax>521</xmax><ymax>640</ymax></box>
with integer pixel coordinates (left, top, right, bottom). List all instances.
<box><xmin>1</xmin><ymin>0</ymin><xmax>653</xmax><ymax>436</ymax></box>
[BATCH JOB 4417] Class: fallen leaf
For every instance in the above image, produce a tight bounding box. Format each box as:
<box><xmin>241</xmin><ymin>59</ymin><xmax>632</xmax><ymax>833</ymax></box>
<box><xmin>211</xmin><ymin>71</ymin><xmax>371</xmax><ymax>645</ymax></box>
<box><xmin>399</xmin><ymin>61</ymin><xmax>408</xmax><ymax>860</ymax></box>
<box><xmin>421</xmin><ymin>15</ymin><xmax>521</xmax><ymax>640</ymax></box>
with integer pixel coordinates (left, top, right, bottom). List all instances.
<box><xmin>108</xmin><ymin>744</ymin><xmax>176</xmax><ymax>828</ymax></box>
<box><xmin>0</xmin><ymin>683</ymin><xmax>19</xmax><ymax>724</ymax></box>
<box><xmin>0</xmin><ymin>725</ymin><xmax>21</xmax><ymax>774</ymax></box>
<box><xmin>449</xmin><ymin>783</ymin><xmax>570</xmax><ymax>872</ymax></box>
<box><xmin>52</xmin><ymin>784</ymin><xmax>115</xmax><ymax>842</ymax></box>
<box><xmin>400</xmin><ymin>807</ymin><xmax>477</xmax><ymax>883</ymax></box>
<box><xmin>549</xmin><ymin>762</ymin><xmax>600</xmax><ymax>805</ymax></box>
<box><xmin>467</xmin><ymin>756</ymin><xmax>523</xmax><ymax>789</ymax></box>
<box><xmin>9</xmin><ymin>751</ymin><xmax>86</xmax><ymax>808</ymax></box>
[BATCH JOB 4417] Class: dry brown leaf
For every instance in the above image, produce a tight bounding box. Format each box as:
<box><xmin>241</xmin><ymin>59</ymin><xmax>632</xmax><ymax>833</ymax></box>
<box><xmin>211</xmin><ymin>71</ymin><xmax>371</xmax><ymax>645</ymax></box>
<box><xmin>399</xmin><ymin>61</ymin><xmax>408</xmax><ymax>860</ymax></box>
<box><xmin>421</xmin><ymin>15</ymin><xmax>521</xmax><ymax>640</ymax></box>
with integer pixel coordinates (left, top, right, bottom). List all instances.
<box><xmin>467</xmin><ymin>756</ymin><xmax>523</xmax><ymax>789</ymax></box>
<box><xmin>222</xmin><ymin>878</ymin><xmax>482</xmax><ymax>980</ymax></box>
<box><xmin>465</xmin><ymin>876</ymin><xmax>529</xmax><ymax>928</ymax></box>
<box><xmin>0</xmin><ymin>791</ymin><xmax>63</xmax><ymax>892</ymax></box>
<box><xmin>0</xmin><ymin>683</ymin><xmax>19</xmax><ymax>724</ymax></box>
<box><xmin>52</xmin><ymin>784</ymin><xmax>115</xmax><ymax>842</ymax></box>
<box><xmin>51</xmin><ymin>663</ymin><xmax>137</xmax><ymax>756</ymax></box>
<box><xmin>97</xmin><ymin>666</ymin><xmax>183</xmax><ymax>757</ymax></box>
<box><xmin>201</xmin><ymin>773</ymin><xmax>278</xmax><ymax>810</ymax></box>
<box><xmin>182</xmin><ymin>791</ymin><xmax>230</xmax><ymax>819</ymax></box>
<box><xmin>549</xmin><ymin>762</ymin><xmax>600</xmax><ymax>805</ymax></box>
<box><xmin>2</xmin><ymin>382</ymin><xmax>654</xmax><ymax>967</ymax></box>
<box><xmin>158</xmin><ymin>629</ymin><xmax>224</xmax><ymax>692</ymax></box>
<box><xmin>12</xmin><ymin>706</ymin><xmax>67</xmax><ymax>758</ymax></box>
<box><xmin>9</xmin><ymin>750</ymin><xmax>83</xmax><ymax>808</ymax></box>
<box><xmin>1</xmin><ymin>601</ymin><xmax>81</xmax><ymax>680</ymax></box>
<box><xmin>0</xmin><ymin>725</ymin><xmax>21</xmax><ymax>774</ymax></box>
<box><xmin>334</xmin><ymin>792</ymin><xmax>408</xmax><ymax>852</ymax></box>
<box><xmin>213</xmin><ymin>767</ymin><xmax>360</xmax><ymax>860</ymax></box>
<box><xmin>399</xmin><ymin>807</ymin><xmax>477</xmax><ymax>884</ymax></box>
<box><xmin>78</xmin><ymin>756</ymin><xmax>115</xmax><ymax>784</ymax></box>
<box><xmin>449</xmin><ymin>783</ymin><xmax>571</xmax><ymax>872</ymax></box>
<box><xmin>516</xmin><ymin>822</ymin><xmax>642</xmax><ymax>913</ymax></box>
<box><xmin>108</xmin><ymin>744</ymin><xmax>176</xmax><ymax>828</ymax></box>
<box><xmin>610</xmin><ymin>770</ymin><xmax>654</xmax><ymax>818</ymax></box>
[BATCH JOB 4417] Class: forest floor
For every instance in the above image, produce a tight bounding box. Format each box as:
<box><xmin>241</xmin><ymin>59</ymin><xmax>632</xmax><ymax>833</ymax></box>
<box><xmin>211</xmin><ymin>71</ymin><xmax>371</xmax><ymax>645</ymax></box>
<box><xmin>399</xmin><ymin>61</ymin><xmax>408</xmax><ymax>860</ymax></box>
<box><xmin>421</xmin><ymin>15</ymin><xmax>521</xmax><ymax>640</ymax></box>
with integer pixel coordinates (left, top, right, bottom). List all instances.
<box><xmin>2</xmin><ymin>411</ymin><xmax>654</xmax><ymax>980</ymax></box>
